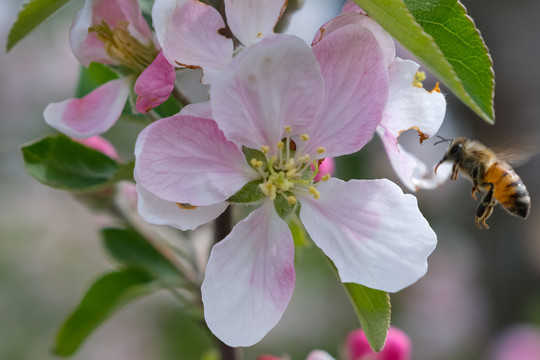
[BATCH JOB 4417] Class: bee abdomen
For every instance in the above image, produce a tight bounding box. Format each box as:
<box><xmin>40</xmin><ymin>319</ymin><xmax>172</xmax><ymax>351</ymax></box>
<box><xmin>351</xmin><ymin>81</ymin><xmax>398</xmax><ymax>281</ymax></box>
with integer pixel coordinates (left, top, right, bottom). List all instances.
<box><xmin>489</xmin><ymin>165</ymin><xmax>531</xmax><ymax>219</ymax></box>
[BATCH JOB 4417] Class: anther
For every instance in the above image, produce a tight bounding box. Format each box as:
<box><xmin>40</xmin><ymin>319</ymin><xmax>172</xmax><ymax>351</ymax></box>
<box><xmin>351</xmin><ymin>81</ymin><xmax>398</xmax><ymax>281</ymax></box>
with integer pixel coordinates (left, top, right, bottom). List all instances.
<box><xmin>317</xmin><ymin>147</ymin><xmax>325</xmax><ymax>154</ymax></box>
<box><xmin>321</xmin><ymin>174</ymin><xmax>331</xmax><ymax>182</ymax></box>
<box><xmin>308</xmin><ymin>186</ymin><xmax>321</xmax><ymax>199</ymax></box>
<box><xmin>277</xmin><ymin>142</ymin><xmax>284</xmax><ymax>150</ymax></box>
<box><xmin>285</xmin><ymin>125</ymin><xmax>292</xmax><ymax>133</ymax></box>
<box><xmin>250</xmin><ymin>158</ymin><xmax>263</xmax><ymax>168</ymax></box>
<box><xmin>287</xmin><ymin>195</ymin><xmax>297</xmax><ymax>205</ymax></box>
<box><xmin>261</xmin><ymin>145</ymin><xmax>270</xmax><ymax>154</ymax></box>
<box><xmin>300</xmin><ymin>134</ymin><xmax>310</xmax><ymax>141</ymax></box>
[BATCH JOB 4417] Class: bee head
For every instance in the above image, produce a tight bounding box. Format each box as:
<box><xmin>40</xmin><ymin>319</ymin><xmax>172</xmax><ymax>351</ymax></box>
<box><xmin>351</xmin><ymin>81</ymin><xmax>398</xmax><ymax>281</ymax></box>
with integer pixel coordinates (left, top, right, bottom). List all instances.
<box><xmin>434</xmin><ymin>136</ymin><xmax>465</xmax><ymax>173</ymax></box>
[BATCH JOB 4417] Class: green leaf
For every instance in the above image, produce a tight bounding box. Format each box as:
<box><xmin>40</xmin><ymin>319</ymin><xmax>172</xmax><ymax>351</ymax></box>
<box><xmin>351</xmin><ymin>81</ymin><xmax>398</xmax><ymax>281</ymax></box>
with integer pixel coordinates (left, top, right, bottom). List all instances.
<box><xmin>6</xmin><ymin>0</ymin><xmax>72</xmax><ymax>52</ymax></box>
<box><xmin>53</xmin><ymin>269</ymin><xmax>156</xmax><ymax>357</ymax></box>
<box><xmin>75</xmin><ymin>63</ymin><xmax>119</xmax><ymax>98</ymax></box>
<box><xmin>354</xmin><ymin>0</ymin><xmax>495</xmax><ymax>123</ymax></box>
<box><xmin>21</xmin><ymin>134</ymin><xmax>133</xmax><ymax>191</ymax></box>
<box><xmin>344</xmin><ymin>283</ymin><xmax>391</xmax><ymax>352</ymax></box>
<box><xmin>102</xmin><ymin>228</ymin><xmax>183</xmax><ymax>285</ymax></box>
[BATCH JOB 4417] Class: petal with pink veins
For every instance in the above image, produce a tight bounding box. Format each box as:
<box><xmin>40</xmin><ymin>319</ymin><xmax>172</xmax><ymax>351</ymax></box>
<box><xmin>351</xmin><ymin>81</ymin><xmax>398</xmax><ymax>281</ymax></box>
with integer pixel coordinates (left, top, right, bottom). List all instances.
<box><xmin>305</xmin><ymin>24</ymin><xmax>388</xmax><ymax>158</ymax></box>
<box><xmin>312</xmin><ymin>12</ymin><xmax>395</xmax><ymax>67</ymax></box>
<box><xmin>380</xmin><ymin>58</ymin><xmax>446</xmax><ymax>148</ymax></box>
<box><xmin>224</xmin><ymin>0</ymin><xmax>286</xmax><ymax>46</ymax></box>
<box><xmin>201</xmin><ymin>200</ymin><xmax>295</xmax><ymax>347</ymax></box>
<box><xmin>71</xmin><ymin>0</ymin><xmax>152</xmax><ymax>66</ymax></box>
<box><xmin>135</xmin><ymin>114</ymin><xmax>258</xmax><ymax>206</ymax></box>
<box><xmin>298</xmin><ymin>178</ymin><xmax>436</xmax><ymax>293</ymax></box>
<box><xmin>378</xmin><ymin>128</ymin><xmax>452</xmax><ymax>191</ymax></box>
<box><xmin>178</xmin><ymin>101</ymin><xmax>213</xmax><ymax>119</ymax></box>
<box><xmin>153</xmin><ymin>0</ymin><xmax>233</xmax><ymax>84</ymax></box>
<box><xmin>44</xmin><ymin>77</ymin><xmax>130</xmax><ymax>139</ymax></box>
<box><xmin>135</xmin><ymin>51</ymin><xmax>176</xmax><ymax>113</ymax></box>
<box><xmin>136</xmin><ymin>183</ymin><xmax>228</xmax><ymax>230</ymax></box>
<box><xmin>211</xmin><ymin>34</ymin><xmax>324</xmax><ymax>152</ymax></box>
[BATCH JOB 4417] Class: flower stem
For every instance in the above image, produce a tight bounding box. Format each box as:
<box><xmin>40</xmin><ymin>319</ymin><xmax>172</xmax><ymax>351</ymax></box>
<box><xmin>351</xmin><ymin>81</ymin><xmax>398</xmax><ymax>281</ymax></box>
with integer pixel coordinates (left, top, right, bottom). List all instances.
<box><xmin>217</xmin><ymin>338</ymin><xmax>241</xmax><ymax>360</ymax></box>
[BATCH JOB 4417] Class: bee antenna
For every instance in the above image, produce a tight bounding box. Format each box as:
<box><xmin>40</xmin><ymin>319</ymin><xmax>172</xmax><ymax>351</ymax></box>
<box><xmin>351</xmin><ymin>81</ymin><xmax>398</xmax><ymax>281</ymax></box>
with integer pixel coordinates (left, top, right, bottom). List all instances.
<box><xmin>434</xmin><ymin>135</ymin><xmax>452</xmax><ymax>146</ymax></box>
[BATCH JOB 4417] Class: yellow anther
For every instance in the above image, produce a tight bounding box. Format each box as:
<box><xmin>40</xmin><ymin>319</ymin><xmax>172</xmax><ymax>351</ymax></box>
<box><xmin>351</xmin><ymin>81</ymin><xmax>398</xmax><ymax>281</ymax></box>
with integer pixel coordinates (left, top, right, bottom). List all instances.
<box><xmin>300</xmin><ymin>134</ymin><xmax>310</xmax><ymax>141</ymax></box>
<box><xmin>412</xmin><ymin>71</ymin><xmax>426</xmax><ymax>88</ymax></box>
<box><xmin>287</xmin><ymin>195</ymin><xmax>297</xmax><ymax>205</ymax></box>
<box><xmin>286</xmin><ymin>158</ymin><xmax>296</xmax><ymax>169</ymax></box>
<box><xmin>261</xmin><ymin>145</ymin><xmax>270</xmax><ymax>154</ymax></box>
<box><xmin>317</xmin><ymin>147</ymin><xmax>326</xmax><ymax>154</ymax></box>
<box><xmin>250</xmin><ymin>158</ymin><xmax>263</xmax><ymax>168</ymax></box>
<box><xmin>298</xmin><ymin>154</ymin><xmax>310</xmax><ymax>163</ymax></box>
<box><xmin>321</xmin><ymin>174</ymin><xmax>331</xmax><ymax>182</ymax></box>
<box><xmin>285</xmin><ymin>125</ymin><xmax>292</xmax><ymax>133</ymax></box>
<box><xmin>277</xmin><ymin>141</ymin><xmax>284</xmax><ymax>150</ymax></box>
<box><xmin>286</xmin><ymin>168</ymin><xmax>297</xmax><ymax>178</ymax></box>
<box><xmin>308</xmin><ymin>186</ymin><xmax>321</xmax><ymax>199</ymax></box>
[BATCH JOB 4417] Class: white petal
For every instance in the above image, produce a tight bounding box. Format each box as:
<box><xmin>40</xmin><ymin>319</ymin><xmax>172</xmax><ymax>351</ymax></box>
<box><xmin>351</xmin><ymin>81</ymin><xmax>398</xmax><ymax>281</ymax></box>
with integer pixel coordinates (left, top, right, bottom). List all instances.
<box><xmin>381</xmin><ymin>58</ymin><xmax>446</xmax><ymax>141</ymax></box>
<box><xmin>224</xmin><ymin>0</ymin><xmax>285</xmax><ymax>45</ymax></box>
<box><xmin>299</xmin><ymin>178</ymin><xmax>436</xmax><ymax>293</ymax></box>
<box><xmin>202</xmin><ymin>200</ymin><xmax>295</xmax><ymax>346</ymax></box>
<box><xmin>136</xmin><ymin>183</ymin><xmax>228</xmax><ymax>230</ymax></box>
<box><xmin>379</xmin><ymin>127</ymin><xmax>452</xmax><ymax>191</ymax></box>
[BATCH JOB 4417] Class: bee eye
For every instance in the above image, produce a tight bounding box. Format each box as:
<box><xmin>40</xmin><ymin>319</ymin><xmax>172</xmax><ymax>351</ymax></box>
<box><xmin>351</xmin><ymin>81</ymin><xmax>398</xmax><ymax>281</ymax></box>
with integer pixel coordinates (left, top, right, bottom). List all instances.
<box><xmin>449</xmin><ymin>143</ymin><xmax>462</xmax><ymax>156</ymax></box>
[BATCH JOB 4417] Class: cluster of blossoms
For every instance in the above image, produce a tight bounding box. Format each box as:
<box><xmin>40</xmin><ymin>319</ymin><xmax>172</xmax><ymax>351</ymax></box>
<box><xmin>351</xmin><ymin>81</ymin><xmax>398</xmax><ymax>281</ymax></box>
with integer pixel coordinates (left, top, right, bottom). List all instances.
<box><xmin>43</xmin><ymin>0</ymin><xmax>448</xmax><ymax>349</ymax></box>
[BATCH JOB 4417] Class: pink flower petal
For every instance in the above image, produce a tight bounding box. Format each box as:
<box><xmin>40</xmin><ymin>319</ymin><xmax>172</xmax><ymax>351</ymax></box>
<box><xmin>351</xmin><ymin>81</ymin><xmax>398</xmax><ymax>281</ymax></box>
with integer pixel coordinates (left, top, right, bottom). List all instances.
<box><xmin>201</xmin><ymin>200</ymin><xmax>295</xmax><ymax>346</ymax></box>
<box><xmin>210</xmin><ymin>34</ymin><xmax>324</xmax><ymax>152</ymax></box>
<box><xmin>298</xmin><ymin>178</ymin><xmax>436</xmax><ymax>293</ymax></box>
<box><xmin>346</xmin><ymin>327</ymin><xmax>412</xmax><ymax>360</ymax></box>
<box><xmin>378</xmin><ymin>128</ymin><xmax>452</xmax><ymax>191</ymax></box>
<box><xmin>76</xmin><ymin>135</ymin><xmax>119</xmax><ymax>159</ymax></box>
<box><xmin>224</xmin><ymin>0</ymin><xmax>286</xmax><ymax>45</ymax></box>
<box><xmin>135</xmin><ymin>114</ymin><xmax>258</xmax><ymax>206</ymax></box>
<box><xmin>153</xmin><ymin>0</ymin><xmax>233</xmax><ymax>84</ymax></box>
<box><xmin>342</xmin><ymin>0</ymin><xmax>365</xmax><ymax>14</ymax></box>
<box><xmin>178</xmin><ymin>101</ymin><xmax>213</xmax><ymax>119</ymax></box>
<box><xmin>305</xmin><ymin>24</ymin><xmax>388</xmax><ymax>158</ymax></box>
<box><xmin>136</xmin><ymin>183</ymin><xmax>228</xmax><ymax>230</ymax></box>
<box><xmin>44</xmin><ymin>77</ymin><xmax>130</xmax><ymax>138</ymax></box>
<box><xmin>71</xmin><ymin>0</ymin><xmax>152</xmax><ymax>66</ymax></box>
<box><xmin>380</xmin><ymin>58</ymin><xmax>446</xmax><ymax>147</ymax></box>
<box><xmin>312</xmin><ymin>12</ymin><xmax>395</xmax><ymax>67</ymax></box>
<box><xmin>135</xmin><ymin>51</ymin><xmax>176</xmax><ymax>113</ymax></box>
<box><xmin>312</xmin><ymin>158</ymin><xmax>335</xmax><ymax>182</ymax></box>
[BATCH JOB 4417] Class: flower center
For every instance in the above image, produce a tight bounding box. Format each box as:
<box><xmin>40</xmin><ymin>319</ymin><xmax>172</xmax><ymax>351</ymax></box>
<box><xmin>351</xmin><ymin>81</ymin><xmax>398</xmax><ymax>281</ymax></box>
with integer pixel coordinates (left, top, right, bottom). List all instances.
<box><xmin>251</xmin><ymin>126</ymin><xmax>330</xmax><ymax>204</ymax></box>
<box><xmin>89</xmin><ymin>21</ymin><xmax>157</xmax><ymax>73</ymax></box>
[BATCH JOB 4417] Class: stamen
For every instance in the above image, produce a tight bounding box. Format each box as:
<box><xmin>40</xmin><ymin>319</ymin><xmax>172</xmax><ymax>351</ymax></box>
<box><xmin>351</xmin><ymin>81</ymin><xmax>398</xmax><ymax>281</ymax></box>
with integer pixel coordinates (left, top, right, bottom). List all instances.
<box><xmin>287</xmin><ymin>195</ymin><xmax>297</xmax><ymax>205</ymax></box>
<box><xmin>251</xmin><ymin>158</ymin><xmax>263</xmax><ymax>168</ymax></box>
<box><xmin>321</xmin><ymin>174</ymin><xmax>331</xmax><ymax>181</ymax></box>
<box><xmin>300</xmin><ymin>134</ymin><xmax>310</xmax><ymax>141</ymax></box>
<box><xmin>308</xmin><ymin>186</ymin><xmax>321</xmax><ymax>199</ymax></box>
<box><xmin>317</xmin><ymin>147</ymin><xmax>325</xmax><ymax>154</ymax></box>
<box><xmin>261</xmin><ymin>145</ymin><xmax>270</xmax><ymax>154</ymax></box>
<box><xmin>412</xmin><ymin>71</ymin><xmax>426</xmax><ymax>88</ymax></box>
<box><xmin>285</xmin><ymin>125</ymin><xmax>292</xmax><ymax>133</ymax></box>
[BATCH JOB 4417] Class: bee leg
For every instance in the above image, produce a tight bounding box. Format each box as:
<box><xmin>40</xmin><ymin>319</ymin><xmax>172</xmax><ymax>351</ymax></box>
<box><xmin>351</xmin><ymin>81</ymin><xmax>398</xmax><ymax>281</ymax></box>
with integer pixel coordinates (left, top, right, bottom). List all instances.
<box><xmin>471</xmin><ymin>184</ymin><xmax>481</xmax><ymax>200</ymax></box>
<box><xmin>475</xmin><ymin>184</ymin><xmax>495</xmax><ymax>229</ymax></box>
<box><xmin>451</xmin><ymin>164</ymin><xmax>459</xmax><ymax>180</ymax></box>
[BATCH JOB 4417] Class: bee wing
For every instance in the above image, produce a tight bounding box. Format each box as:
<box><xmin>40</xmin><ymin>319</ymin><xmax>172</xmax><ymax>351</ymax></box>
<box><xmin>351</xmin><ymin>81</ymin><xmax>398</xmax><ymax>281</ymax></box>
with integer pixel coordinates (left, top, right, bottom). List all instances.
<box><xmin>491</xmin><ymin>135</ymin><xmax>540</xmax><ymax>167</ymax></box>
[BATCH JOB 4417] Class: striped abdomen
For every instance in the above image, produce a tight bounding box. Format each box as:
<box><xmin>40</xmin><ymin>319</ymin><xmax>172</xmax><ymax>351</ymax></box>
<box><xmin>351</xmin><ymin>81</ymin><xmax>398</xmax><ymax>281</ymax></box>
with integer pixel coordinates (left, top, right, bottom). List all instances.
<box><xmin>485</xmin><ymin>162</ymin><xmax>530</xmax><ymax>218</ymax></box>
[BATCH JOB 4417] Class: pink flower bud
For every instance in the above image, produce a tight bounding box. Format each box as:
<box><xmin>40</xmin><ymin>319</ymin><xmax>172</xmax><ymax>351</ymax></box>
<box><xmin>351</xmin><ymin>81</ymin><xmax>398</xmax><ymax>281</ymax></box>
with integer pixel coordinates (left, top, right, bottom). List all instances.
<box><xmin>489</xmin><ymin>325</ymin><xmax>540</xmax><ymax>360</ymax></box>
<box><xmin>346</xmin><ymin>327</ymin><xmax>411</xmax><ymax>360</ymax></box>
<box><xmin>76</xmin><ymin>136</ymin><xmax>119</xmax><ymax>160</ymax></box>
<box><xmin>256</xmin><ymin>355</ymin><xmax>284</xmax><ymax>360</ymax></box>
<box><xmin>313</xmin><ymin>158</ymin><xmax>335</xmax><ymax>181</ymax></box>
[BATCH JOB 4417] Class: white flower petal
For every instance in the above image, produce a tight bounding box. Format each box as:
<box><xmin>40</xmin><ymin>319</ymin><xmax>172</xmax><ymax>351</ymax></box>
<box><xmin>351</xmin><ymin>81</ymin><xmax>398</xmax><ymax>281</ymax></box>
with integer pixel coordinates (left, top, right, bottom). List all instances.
<box><xmin>202</xmin><ymin>200</ymin><xmax>295</xmax><ymax>346</ymax></box>
<box><xmin>136</xmin><ymin>183</ymin><xmax>228</xmax><ymax>230</ymax></box>
<box><xmin>299</xmin><ymin>178</ymin><xmax>436</xmax><ymax>293</ymax></box>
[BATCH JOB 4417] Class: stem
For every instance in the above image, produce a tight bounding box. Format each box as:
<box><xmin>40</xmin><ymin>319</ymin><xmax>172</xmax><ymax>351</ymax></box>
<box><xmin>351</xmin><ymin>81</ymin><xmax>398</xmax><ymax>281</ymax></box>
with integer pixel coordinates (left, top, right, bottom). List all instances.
<box><xmin>217</xmin><ymin>339</ymin><xmax>241</xmax><ymax>360</ymax></box>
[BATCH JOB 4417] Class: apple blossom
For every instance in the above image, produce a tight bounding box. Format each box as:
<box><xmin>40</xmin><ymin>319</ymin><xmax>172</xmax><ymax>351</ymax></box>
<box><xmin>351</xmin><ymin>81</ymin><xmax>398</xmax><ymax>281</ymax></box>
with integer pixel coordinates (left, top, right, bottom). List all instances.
<box><xmin>44</xmin><ymin>0</ymin><xmax>175</xmax><ymax>139</ymax></box>
<box><xmin>152</xmin><ymin>0</ymin><xmax>286</xmax><ymax>84</ymax></box>
<box><xmin>321</xmin><ymin>2</ymin><xmax>450</xmax><ymax>191</ymax></box>
<box><xmin>135</xmin><ymin>25</ymin><xmax>436</xmax><ymax>347</ymax></box>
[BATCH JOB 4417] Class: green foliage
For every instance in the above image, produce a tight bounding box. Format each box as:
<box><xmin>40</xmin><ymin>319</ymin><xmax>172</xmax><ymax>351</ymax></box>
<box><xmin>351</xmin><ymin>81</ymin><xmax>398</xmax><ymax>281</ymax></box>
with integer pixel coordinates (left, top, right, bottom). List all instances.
<box><xmin>344</xmin><ymin>283</ymin><xmax>391</xmax><ymax>352</ymax></box>
<box><xmin>227</xmin><ymin>180</ymin><xmax>265</xmax><ymax>203</ymax></box>
<box><xmin>102</xmin><ymin>228</ymin><xmax>184</xmax><ymax>286</ymax></box>
<box><xmin>6</xmin><ymin>0</ymin><xmax>72</xmax><ymax>52</ymax></box>
<box><xmin>75</xmin><ymin>63</ymin><xmax>119</xmax><ymax>98</ymax></box>
<box><xmin>274</xmin><ymin>194</ymin><xmax>297</xmax><ymax>220</ymax></box>
<box><xmin>21</xmin><ymin>134</ymin><xmax>134</xmax><ymax>192</ymax></box>
<box><xmin>53</xmin><ymin>269</ymin><xmax>156</xmax><ymax>357</ymax></box>
<box><xmin>354</xmin><ymin>0</ymin><xmax>495</xmax><ymax>123</ymax></box>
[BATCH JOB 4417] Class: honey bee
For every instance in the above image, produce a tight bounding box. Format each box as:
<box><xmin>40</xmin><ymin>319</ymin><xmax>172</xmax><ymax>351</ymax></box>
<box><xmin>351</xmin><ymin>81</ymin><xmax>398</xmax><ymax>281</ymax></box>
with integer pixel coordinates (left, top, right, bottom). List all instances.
<box><xmin>434</xmin><ymin>136</ymin><xmax>530</xmax><ymax>229</ymax></box>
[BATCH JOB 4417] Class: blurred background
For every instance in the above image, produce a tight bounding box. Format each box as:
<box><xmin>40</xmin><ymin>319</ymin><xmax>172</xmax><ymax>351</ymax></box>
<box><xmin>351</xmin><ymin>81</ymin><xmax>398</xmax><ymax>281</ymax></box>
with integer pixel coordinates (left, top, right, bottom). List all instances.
<box><xmin>2</xmin><ymin>0</ymin><xmax>540</xmax><ymax>359</ymax></box>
